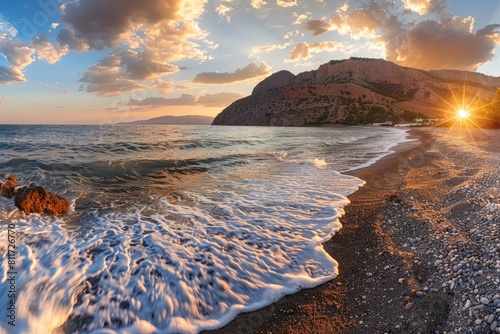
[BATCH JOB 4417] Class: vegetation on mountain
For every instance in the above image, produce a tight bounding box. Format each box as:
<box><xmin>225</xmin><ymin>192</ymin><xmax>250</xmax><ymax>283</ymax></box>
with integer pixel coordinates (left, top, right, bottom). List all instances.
<box><xmin>212</xmin><ymin>58</ymin><xmax>500</xmax><ymax>127</ymax></box>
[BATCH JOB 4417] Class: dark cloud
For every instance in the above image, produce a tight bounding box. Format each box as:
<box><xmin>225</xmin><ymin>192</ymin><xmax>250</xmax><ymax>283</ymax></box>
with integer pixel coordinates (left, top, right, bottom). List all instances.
<box><xmin>394</xmin><ymin>21</ymin><xmax>500</xmax><ymax>71</ymax></box>
<box><xmin>0</xmin><ymin>66</ymin><xmax>26</xmax><ymax>84</ymax></box>
<box><xmin>57</xmin><ymin>28</ymin><xmax>89</xmax><ymax>52</ymax></box>
<box><xmin>58</xmin><ymin>0</ymin><xmax>208</xmax><ymax>95</ymax></box>
<box><xmin>304</xmin><ymin>20</ymin><xmax>330</xmax><ymax>36</ymax></box>
<box><xmin>80</xmin><ymin>61</ymin><xmax>146</xmax><ymax>96</ymax></box>
<box><xmin>120</xmin><ymin>49</ymin><xmax>179</xmax><ymax>80</ymax></box>
<box><xmin>193</xmin><ymin>63</ymin><xmax>271</xmax><ymax>84</ymax></box>
<box><xmin>60</xmin><ymin>0</ymin><xmax>183</xmax><ymax>49</ymax></box>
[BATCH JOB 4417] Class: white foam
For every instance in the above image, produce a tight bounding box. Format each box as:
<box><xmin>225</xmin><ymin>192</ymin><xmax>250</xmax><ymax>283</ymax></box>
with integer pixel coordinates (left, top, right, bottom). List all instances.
<box><xmin>0</xmin><ymin>164</ymin><xmax>363</xmax><ymax>333</ymax></box>
<box><xmin>345</xmin><ymin>128</ymin><xmax>415</xmax><ymax>172</ymax></box>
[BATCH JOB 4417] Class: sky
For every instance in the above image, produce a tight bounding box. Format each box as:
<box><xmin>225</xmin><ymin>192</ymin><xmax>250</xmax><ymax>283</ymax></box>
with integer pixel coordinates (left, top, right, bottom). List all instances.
<box><xmin>0</xmin><ymin>0</ymin><xmax>499</xmax><ymax>124</ymax></box>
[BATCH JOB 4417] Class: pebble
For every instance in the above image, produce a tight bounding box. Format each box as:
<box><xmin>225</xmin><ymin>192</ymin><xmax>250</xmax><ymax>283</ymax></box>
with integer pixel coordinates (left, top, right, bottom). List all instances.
<box><xmin>356</xmin><ymin>142</ymin><xmax>500</xmax><ymax>334</ymax></box>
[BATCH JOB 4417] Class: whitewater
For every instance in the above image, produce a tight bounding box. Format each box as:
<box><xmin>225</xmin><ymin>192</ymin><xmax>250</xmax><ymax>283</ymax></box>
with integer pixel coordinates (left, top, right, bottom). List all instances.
<box><xmin>0</xmin><ymin>125</ymin><xmax>409</xmax><ymax>333</ymax></box>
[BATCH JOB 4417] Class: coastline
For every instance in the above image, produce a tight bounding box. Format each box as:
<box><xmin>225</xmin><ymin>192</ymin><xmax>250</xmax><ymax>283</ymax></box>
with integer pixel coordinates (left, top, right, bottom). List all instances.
<box><xmin>204</xmin><ymin>127</ymin><xmax>500</xmax><ymax>333</ymax></box>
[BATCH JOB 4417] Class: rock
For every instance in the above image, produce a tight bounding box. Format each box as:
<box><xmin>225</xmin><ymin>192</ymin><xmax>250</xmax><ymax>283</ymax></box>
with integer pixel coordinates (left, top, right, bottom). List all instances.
<box><xmin>480</xmin><ymin>297</ymin><xmax>490</xmax><ymax>305</ymax></box>
<box><xmin>491</xmin><ymin>321</ymin><xmax>497</xmax><ymax>332</ymax></box>
<box><xmin>14</xmin><ymin>184</ymin><xmax>69</xmax><ymax>216</ymax></box>
<box><xmin>1</xmin><ymin>175</ymin><xmax>18</xmax><ymax>199</ymax></box>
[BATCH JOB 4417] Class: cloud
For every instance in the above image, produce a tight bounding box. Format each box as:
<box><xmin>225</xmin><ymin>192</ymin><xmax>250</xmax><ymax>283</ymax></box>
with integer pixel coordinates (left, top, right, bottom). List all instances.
<box><xmin>57</xmin><ymin>28</ymin><xmax>90</xmax><ymax>52</ymax></box>
<box><xmin>151</xmin><ymin>79</ymin><xmax>175</xmax><ymax>94</ymax></box>
<box><xmin>80</xmin><ymin>61</ymin><xmax>147</xmax><ymax>97</ymax></box>
<box><xmin>287</xmin><ymin>41</ymin><xmax>338</xmax><ymax>62</ymax></box>
<box><xmin>0</xmin><ymin>66</ymin><xmax>26</xmax><ymax>84</ymax></box>
<box><xmin>128</xmin><ymin>92</ymin><xmax>244</xmax><ymax>107</ymax></box>
<box><xmin>0</xmin><ymin>17</ymin><xmax>18</xmax><ymax>38</ymax></box>
<box><xmin>293</xmin><ymin>12</ymin><xmax>310</xmax><ymax>25</ymax></box>
<box><xmin>250</xmin><ymin>43</ymin><xmax>291</xmax><ymax>57</ymax></box>
<box><xmin>0</xmin><ymin>97</ymin><xmax>6</xmax><ymax>105</ymax></box>
<box><xmin>276</xmin><ymin>0</ymin><xmax>298</xmax><ymax>8</ymax></box>
<box><xmin>304</xmin><ymin>20</ymin><xmax>330</xmax><ymax>36</ymax></box>
<box><xmin>59</xmin><ymin>0</ymin><xmax>204</xmax><ymax>49</ymax></box>
<box><xmin>302</xmin><ymin>0</ymin><xmax>500</xmax><ymax>71</ymax></box>
<box><xmin>31</xmin><ymin>34</ymin><xmax>69</xmax><ymax>64</ymax></box>
<box><xmin>193</xmin><ymin>62</ymin><xmax>272</xmax><ymax>84</ymax></box>
<box><xmin>0</xmin><ymin>39</ymin><xmax>35</xmax><ymax>69</ymax></box>
<box><xmin>197</xmin><ymin>92</ymin><xmax>245</xmax><ymax>107</ymax></box>
<box><xmin>79</xmin><ymin>49</ymin><xmax>187</xmax><ymax>96</ymax></box>
<box><xmin>329</xmin><ymin>8</ymin><xmax>385</xmax><ymax>38</ymax></box>
<box><xmin>251</xmin><ymin>0</ymin><xmax>267</xmax><ymax>9</ymax></box>
<box><xmin>51</xmin><ymin>23</ymin><xmax>60</xmax><ymax>30</ymax></box>
<box><xmin>394</xmin><ymin>21</ymin><xmax>500</xmax><ymax>71</ymax></box>
<box><xmin>216</xmin><ymin>4</ymin><xmax>232</xmax><ymax>22</ymax></box>
<box><xmin>58</xmin><ymin>0</ymin><xmax>210</xmax><ymax>95</ymax></box>
<box><xmin>119</xmin><ymin>50</ymin><xmax>180</xmax><ymax>80</ymax></box>
<box><xmin>402</xmin><ymin>0</ymin><xmax>446</xmax><ymax>15</ymax></box>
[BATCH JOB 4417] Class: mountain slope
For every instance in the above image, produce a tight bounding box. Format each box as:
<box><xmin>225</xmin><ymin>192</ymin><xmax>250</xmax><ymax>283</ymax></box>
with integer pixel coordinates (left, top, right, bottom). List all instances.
<box><xmin>212</xmin><ymin>58</ymin><xmax>500</xmax><ymax>126</ymax></box>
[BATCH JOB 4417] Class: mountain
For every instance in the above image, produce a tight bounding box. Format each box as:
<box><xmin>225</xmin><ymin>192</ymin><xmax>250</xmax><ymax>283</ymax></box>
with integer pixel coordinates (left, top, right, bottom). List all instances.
<box><xmin>212</xmin><ymin>58</ymin><xmax>500</xmax><ymax>126</ymax></box>
<box><xmin>120</xmin><ymin>115</ymin><xmax>214</xmax><ymax>125</ymax></box>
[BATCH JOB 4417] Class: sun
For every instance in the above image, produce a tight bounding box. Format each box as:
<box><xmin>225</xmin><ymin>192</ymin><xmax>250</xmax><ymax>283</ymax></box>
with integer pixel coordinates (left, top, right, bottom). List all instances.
<box><xmin>457</xmin><ymin>109</ymin><xmax>470</xmax><ymax>119</ymax></box>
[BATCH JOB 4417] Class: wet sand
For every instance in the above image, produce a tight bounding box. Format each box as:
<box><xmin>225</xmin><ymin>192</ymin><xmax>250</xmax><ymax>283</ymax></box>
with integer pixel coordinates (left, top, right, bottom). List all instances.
<box><xmin>204</xmin><ymin>127</ymin><xmax>500</xmax><ymax>334</ymax></box>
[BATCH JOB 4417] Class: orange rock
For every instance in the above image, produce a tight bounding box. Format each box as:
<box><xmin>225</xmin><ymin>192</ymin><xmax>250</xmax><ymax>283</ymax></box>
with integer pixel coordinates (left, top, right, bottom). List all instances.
<box><xmin>15</xmin><ymin>185</ymin><xmax>69</xmax><ymax>216</ymax></box>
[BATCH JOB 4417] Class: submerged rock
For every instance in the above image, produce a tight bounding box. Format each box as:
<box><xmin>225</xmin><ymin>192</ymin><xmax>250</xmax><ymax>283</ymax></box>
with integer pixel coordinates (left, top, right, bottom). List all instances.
<box><xmin>15</xmin><ymin>184</ymin><xmax>69</xmax><ymax>216</ymax></box>
<box><xmin>1</xmin><ymin>175</ymin><xmax>18</xmax><ymax>199</ymax></box>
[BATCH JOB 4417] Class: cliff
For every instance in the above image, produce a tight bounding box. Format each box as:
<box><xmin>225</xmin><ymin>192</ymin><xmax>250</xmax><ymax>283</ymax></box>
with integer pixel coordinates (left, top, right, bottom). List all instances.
<box><xmin>212</xmin><ymin>58</ymin><xmax>500</xmax><ymax>126</ymax></box>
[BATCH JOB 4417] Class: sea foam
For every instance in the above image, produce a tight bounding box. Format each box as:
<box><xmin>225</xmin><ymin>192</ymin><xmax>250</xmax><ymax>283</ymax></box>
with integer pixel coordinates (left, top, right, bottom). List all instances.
<box><xmin>0</xmin><ymin>125</ymin><xmax>408</xmax><ymax>333</ymax></box>
<box><xmin>0</xmin><ymin>164</ymin><xmax>361</xmax><ymax>334</ymax></box>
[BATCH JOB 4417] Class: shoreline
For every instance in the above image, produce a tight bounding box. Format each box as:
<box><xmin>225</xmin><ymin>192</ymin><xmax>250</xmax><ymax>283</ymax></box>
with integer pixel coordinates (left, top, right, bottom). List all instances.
<box><xmin>204</xmin><ymin>127</ymin><xmax>500</xmax><ymax>333</ymax></box>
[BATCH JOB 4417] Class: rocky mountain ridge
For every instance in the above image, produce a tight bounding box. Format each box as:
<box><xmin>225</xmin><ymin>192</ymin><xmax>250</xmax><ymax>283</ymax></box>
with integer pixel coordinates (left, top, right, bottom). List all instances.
<box><xmin>212</xmin><ymin>58</ymin><xmax>500</xmax><ymax>126</ymax></box>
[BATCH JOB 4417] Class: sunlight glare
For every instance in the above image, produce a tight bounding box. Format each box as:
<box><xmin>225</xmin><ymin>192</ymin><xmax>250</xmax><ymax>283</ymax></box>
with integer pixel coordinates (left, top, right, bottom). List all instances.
<box><xmin>457</xmin><ymin>109</ymin><xmax>469</xmax><ymax>119</ymax></box>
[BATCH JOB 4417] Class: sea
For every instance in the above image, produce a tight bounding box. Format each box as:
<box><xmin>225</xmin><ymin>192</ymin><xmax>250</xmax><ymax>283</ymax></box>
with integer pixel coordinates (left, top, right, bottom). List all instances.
<box><xmin>0</xmin><ymin>125</ymin><xmax>409</xmax><ymax>334</ymax></box>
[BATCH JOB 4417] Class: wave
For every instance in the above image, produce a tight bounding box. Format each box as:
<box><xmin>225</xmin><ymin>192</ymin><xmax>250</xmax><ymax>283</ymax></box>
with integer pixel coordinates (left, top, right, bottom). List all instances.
<box><xmin>0</xmin><ymin>165</ymin><xmax>363</xmax><ymax>333</ymax></box>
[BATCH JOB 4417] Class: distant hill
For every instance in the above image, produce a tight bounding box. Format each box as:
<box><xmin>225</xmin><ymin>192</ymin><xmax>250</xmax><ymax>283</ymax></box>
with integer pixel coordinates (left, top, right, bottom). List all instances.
<box><xmin>212</xmin><ymin>58</ymin><xmax>500</xmax><ymax>126</ymax></box>
<box><xmin>120</xmin><ymin>115</ymin><xmax>214</xmax><ymax>125</ymax></box>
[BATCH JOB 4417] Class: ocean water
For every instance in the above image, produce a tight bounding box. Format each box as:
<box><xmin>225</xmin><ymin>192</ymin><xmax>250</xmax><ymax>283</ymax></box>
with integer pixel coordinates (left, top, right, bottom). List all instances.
<box><xmin>0</xmin><ymin>125</ymin><xmax>408</xmax><ymax>334</ymax></box>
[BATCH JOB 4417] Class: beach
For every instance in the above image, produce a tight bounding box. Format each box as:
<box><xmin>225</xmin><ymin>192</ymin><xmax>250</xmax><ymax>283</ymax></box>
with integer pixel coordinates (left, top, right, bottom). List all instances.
<box><xmin>205</xmin><ymin>127</ymin><xmax>500</xmax><ymax>334</ymax></box>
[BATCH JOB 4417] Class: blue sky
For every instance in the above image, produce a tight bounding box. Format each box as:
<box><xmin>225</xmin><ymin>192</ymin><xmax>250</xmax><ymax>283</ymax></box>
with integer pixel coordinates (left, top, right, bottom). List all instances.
<box><xmin>1</xmin><ymin>0</ymin><xmax>499</xmax><ymax>124</ymax></box>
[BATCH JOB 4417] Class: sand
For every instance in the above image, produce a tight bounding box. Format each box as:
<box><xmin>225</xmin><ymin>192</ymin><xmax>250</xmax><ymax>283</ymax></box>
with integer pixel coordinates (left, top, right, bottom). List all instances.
<box><xmin>203</xmin><ymin>127</ymin><xmax>500</xmax><ymax>334</ymax></box>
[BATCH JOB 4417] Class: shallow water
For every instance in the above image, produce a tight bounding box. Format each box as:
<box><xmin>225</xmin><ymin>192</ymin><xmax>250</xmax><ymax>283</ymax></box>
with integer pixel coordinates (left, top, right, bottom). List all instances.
<box><xmin>0</xmin><ymin>125</ymin><xmax>408</xmax><ymax>333</ymax></box>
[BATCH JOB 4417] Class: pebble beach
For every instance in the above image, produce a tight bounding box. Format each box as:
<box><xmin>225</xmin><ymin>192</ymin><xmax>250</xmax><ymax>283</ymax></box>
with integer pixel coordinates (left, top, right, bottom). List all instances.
<box><xmin>206</xmin><ymin>127</ymin><xmax>500</xmax><ymax>334</ymax></box>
